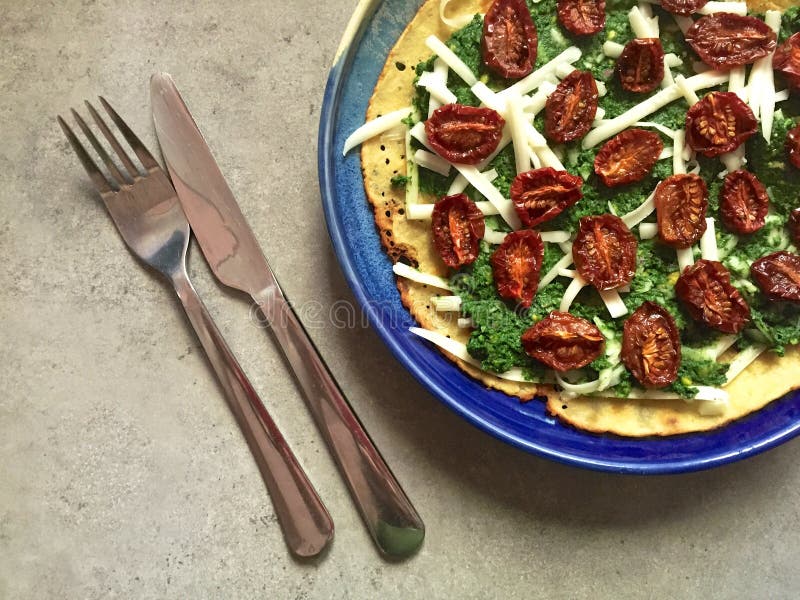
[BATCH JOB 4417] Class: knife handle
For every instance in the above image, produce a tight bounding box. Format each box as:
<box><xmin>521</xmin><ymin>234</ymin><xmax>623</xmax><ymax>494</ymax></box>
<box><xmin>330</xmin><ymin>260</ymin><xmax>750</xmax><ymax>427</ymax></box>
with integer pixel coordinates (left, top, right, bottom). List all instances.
<box><xmin>171</xmin><ymin>271</ymin><xmax>333</xmax><ymax>558</ymax></box>
<box><xmin>255</xmin><ymin>285</ymin><xmax>425</xmax><ymax>558</ymax></box>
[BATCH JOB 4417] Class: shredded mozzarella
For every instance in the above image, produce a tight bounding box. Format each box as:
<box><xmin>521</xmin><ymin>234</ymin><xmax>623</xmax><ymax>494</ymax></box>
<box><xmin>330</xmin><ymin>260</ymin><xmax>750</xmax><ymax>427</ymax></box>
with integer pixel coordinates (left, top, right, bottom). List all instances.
<box><xmin>555</xmin><ymin>372</ymin><xmax>603</xmax><ymax>396</ymax></box>
<box><xmin>621</xmin><ymin>190</ymin><xmax>657</xmax><ymax>227</ymax></box>
<box><xmin>499</xmin><ymin>47</ymin><xmax>582</xmax><ymax>98</ymax></box>
<box><xmin>697</xmin><ymin>1</ymin><xmax>747</xmax><ymax>14</ymax></box>
<box><xmin>417</xmin><ymin>71</ymin><xmax>457</xmax><ymax>105</ymax></box>
<box><xmin>677</xmin><ymin>246</ymin><xmax>695</xmax><ymax>271</ymax></box>
<box><xmin>728</xmin><ymin>65</ymin><xmax>747</xmax><ymax>101</ymax></box>
<box><xmin>673</xmin><ymin>129</ymin><xmax>687</xmax><ymax>175</ymax></box>
<box><xmin>664</xmin><ymin>54</ymin><xmax>683</xmax><ymax>69</ymax></box>
<box><xmin>524</xmin><ymin>82</ymin><xmax>557</xmax><ymax>116</ymax></box>
<box><xmin>629</xmin><ymin>6</ymin><xmax>658</xmax><ymax>38</ymax></box>
<box><xmin>455</xmin><ymin>165</ymin><xmax>521</xmax><ymax>229</ymax></box>
<box><xmin>540</xmin><ymin>251</ymin><xmax>575</xmax><ymax>287</ymax></box>
<box><xmin>432</xmin><ymin>295</ymin><xmax>462</xmax><ymax>312</ymax></box>
<box><xmin>457</xmin><ymin>317</ymin><xmax>474</xmax><ymax>329</ymax></box>
<box><xmin>471</xmin><ymin>81</ymin><xmax>504</xmax><ymax>112</ymax></box>
<box><xmin>725</xmin><ymin>344</ymin><xmax>768</xmax><ymax>384</ymax></box>
<box><xmin>673</xmin><ymin>15</ymin><xmax>694</xmax><ymax>34</ymax></box>
<box><xmin>583</xmin><ymin>71</ymin><xmax>729</xmax><ymax>148</ymax></box>
<box><xmin>661</xmin><ymin>56</ymin><xmax>675</xmax><ymax>89</ymax></box>
<box><xmin>639</xmin><ymin>222</ymin><xmax>658</xmax><ymax>239</ymax></box>
<box><xmin>675</xmin><ymin>74</ymin><xmax>700</xmax><ymax>105</ymax></box>
<box><xmin>560</xmin><ymin>274</ymin><xmax>587</xmax><ymax>312</ymax></box>
<box><xmin>593</xmin><ymin>386</ymin><xmax>729</xmax><ymax>415</ymax></box>
<box><xmin>404</xmin><ymin>118</ymin><xmax>420</xmax><ymax>206</ymax></box>
<box><xmin>699</xmin><ymin>218</ymin><xmax>719</xmax><ymax>261</ymax></box>
<box><xmin>484</xmin><ymin>228</ymin><xmax>508</xmax><ymax>245</ymax></box>
<box><xmin>393</xmin><ymin>263</ymin><xmax>451</xmax><ymax>290</ymax></box>
<box><xmin>414</xmin><ymin>149</ymin><xmax>451</xmax><ymax>176</ymax></box>
<box><xmin>343</xmin><ymin>106</ymin><xmax>412</xmax><ymax>155</ymax></box>
<box><xmin>438</xmin><ymin>0</ymin><xmax>478</xmax><ymax>29</ymax></box>
<box><xmin>409</xmin><ymin>327</ymin><xmax>530</xmax><ymax>382</ymax></box>
<box><xmin>428</xmin><ymin>58</ymin><xmax>449</xmax><ymax>117</ymax></box>
<box><xmin>447</xmin><ymin>173</ymin><xmax>469</xmax><ymax>195</ymax></box>
<box><xmin>425</xmin><ymin>35</ymin><xmax>478</xmax><ymax>86</ymax></box>
<box><xmin>756</xmin><ymin>11</ymin><xmax>782</xmax><ymax>141</ymax></box>
<box><xmin>720</xmin><ymin>145</ymin><xmax>746</xmax><ymax>172</ymax></box>
<box><xmin>635</xmin><ymin>121</ymin><xmax>677</xmax><ymax>139</ymax></box>
<box><xmin>603</xmin><ymin>40</ymin><xmax>624</xmax><ymax>58</ymax></box>
<box><xmin>598</xmin><ymin>288</ymin><xmax>629</xmax><ymax>318</ymax></box>
<box><xmin>541</xmin><ymin>230</ymin><xmax>571</xmax><ymax>243</ymax></box>
<box><xmin>659</xmin><ymin>147</ymin><xmax>674</xmax><ymax>160</ymax></box>
<box><xmin>406</xmin><ymin>200</ymin><xmax>499</xmax><ymax>220</ymax></box>
<box><xmin>506</xmin><ymin>93</ymin><xmax>531</xmax><ymax>174</ymax></box>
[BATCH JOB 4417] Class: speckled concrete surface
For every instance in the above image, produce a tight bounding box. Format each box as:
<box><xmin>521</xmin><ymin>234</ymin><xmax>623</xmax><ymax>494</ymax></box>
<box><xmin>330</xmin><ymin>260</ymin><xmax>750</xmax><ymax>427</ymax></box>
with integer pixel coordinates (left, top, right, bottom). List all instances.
<box><xmin>1</xmin><ymin>1</ymin><xmax>799</xmax><ymax>598</ymax></box>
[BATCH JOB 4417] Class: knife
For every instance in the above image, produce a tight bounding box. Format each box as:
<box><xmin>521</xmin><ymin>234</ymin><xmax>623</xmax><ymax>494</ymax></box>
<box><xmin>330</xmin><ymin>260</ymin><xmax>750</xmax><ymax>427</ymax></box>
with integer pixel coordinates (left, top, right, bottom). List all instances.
<box><xmin>150</xmin><ymin>73</ymin><xmax>424</xmax><ymax>558</ymax></box>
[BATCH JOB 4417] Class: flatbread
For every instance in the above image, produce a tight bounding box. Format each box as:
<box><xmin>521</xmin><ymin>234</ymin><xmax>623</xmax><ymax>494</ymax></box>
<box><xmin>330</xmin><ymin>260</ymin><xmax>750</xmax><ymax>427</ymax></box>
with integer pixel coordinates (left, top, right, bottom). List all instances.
<box><xmin>360</xmin><ymin>0</ymin><xmax>800</xmax><ymax>436</ymax></box>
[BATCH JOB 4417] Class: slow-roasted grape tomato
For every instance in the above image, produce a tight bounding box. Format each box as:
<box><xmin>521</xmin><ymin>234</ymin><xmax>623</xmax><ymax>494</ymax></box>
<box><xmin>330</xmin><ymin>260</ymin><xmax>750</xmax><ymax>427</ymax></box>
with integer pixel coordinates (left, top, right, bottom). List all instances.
<box><xmin>773</xmin><ymin>32</ymin><xmax>800</xmax><ymax>90</ymax></box>
<box><xmin>655</xmin><ymin>174</ymin><xmax>708</xmax><ymax>248</ymax></box>
<box><xmin>521</xmin><ymin>311</ymin><xmax>604</xmax><ymax>372</ymax></box>
<box><xmin>751</xmin><ymin>251</ymin><xmax>800</xmax><ymax>302</ymax></box>
<box><xmin>491</xmin><ymin>230</ymin><xmax>544</xmax><ymax>308</ymax></box>
<box><xmin>431</xmin><ymin>193</ymin><xmax>486</xmax><ymax>268</ymax></box>
<box><xmin>545</xmin><ymin>70</ymin><xmax>598</xmax><ymax>144</ymax></box>
<box><xmin>660</xmin><ymin>0</ymin><xmax>708</xmax><ymax>16</ymax></box>
<box><xmin>510</xmin><ymin>167</ymin><xmax>583</xmax><ymax>227</ymax></box>
<box><xmin>686</xmin><ymin>13</ymin><xmax>777</xmax><ymax>69</ymax></box>
<box><xmin>622</xmin><ymin>302</ymin><xmax>681</xmax><ymax>388</ymax></box>
<box><xmin>616</xmin><ymin>39</ymin><xmax>665</xmax><ymax>94</ymax></box>
<box><xmin>685</xmin><ymin>92</ymin><xmax>757</xmax><ymax>157</ymax></box>
<box><xmin>789</xmin><ymin>208</ymin><xmax>800</xmax><ymax>245</ymax></box>
<box><xmin>675</xmin><ymin>259</ymin><xmax>750</xmax><ymax>333</ymax></box>
<box><xmin>786</xmin><ymin>123</ymin><xmax>800</xmax><ymax>169</ymax></box>
<box><xmin>573</xmin><ymin>214</ymin><xmax>637</xmax><ymax>290</ymax></box>
<box><xmin>557</xmin><ymin>0</ymin><xmax>606</xmax><ymax>36</ymax></box>
<box><xmin>425</xmin><ymin>104</ymin><xmax>505</xmax><ymax>165</ymax></box>
<box><xmin>594</xmin><ymin>129</ymin><xmax>663</xmax><ymax>187</ymax></box>
<box><xmin>482</xmin><ymin>0</ymin><xmax>538</xmax><ymax>79</ymax></box>
<box><xmin>719</xmin><ymin>170</ymin><xmax>769</xmax><ymax>234</ymax></box>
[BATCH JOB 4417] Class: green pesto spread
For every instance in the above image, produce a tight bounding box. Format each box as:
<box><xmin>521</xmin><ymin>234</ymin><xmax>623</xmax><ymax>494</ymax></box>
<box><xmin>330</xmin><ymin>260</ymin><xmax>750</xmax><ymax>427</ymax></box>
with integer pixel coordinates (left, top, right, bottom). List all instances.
<box><xmin>408</xmin><ymin>1</ymin><xmax>800</xmax><ymax>397</ymax></box>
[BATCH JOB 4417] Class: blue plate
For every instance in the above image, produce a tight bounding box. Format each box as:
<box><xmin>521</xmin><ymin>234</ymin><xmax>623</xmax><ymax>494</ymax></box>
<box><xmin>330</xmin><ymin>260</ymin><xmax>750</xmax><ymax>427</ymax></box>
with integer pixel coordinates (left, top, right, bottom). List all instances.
<box><xmin>317</xmin><ymin>0</ymin><xmax>800</xmax><ymax>474</ymax></box>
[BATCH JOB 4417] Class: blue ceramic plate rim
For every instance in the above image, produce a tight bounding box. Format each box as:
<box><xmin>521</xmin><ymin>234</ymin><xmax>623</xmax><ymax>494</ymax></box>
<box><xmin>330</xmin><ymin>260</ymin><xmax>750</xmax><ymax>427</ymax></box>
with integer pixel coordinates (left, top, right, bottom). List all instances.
<box><xmin>317</xmin><ymin>0</ymin><xmax>800</xmax><ymax>474</ymax></box>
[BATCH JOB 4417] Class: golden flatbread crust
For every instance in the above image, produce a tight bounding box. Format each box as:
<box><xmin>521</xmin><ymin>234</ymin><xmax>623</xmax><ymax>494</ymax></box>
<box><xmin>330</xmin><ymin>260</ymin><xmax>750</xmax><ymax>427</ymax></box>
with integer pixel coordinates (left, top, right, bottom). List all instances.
<box><xmin>360</xmin><ymin>0</ymin><xmax>800</xmax><ymax>436</ymax></box>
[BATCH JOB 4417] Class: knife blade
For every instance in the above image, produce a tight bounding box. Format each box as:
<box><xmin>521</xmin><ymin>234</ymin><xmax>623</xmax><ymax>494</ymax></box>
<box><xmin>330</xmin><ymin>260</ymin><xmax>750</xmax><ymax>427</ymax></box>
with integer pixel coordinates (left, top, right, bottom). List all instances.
<box><xmin>150</xmin><ymin>73</ymin><xmax>424</xmax><ymax>558</ymax></box>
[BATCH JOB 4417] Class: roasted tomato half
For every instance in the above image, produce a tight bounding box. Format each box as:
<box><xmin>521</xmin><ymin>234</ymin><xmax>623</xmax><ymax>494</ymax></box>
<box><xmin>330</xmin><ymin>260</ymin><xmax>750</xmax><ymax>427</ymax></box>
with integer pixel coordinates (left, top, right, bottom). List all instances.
<box><xmin>675</xmin><ymin>259</ymin><xmax>750</xmax><ymax>333</ymax></box>
<box><xmin>521</xmin><ymin>311</ymin><xmax>605</xmax><ymax>372</ymax></box>
<box><xmin>789</xmin><ymin>208</ymin><xmax>800</xmax><ymax>245</ymax></box>
<box><xmin>786</xmin><ymin>123</ymin><xmax>800</xmax><ymax>169</ymax></box>
<box><xmin>655</xmin><ymin>174</ymin><xmax>708</xmax><ymax>249</ymax></box>
<box><xmin>616</xmin><ymin>39</ymin><xmax>665</xmax><ymax>94</ymax></box>
<box><xmin>431</xmin><ymin>193</ymin><xmax>486</xmax><ymax>268</ymax></box>
<box><xmin>719</xmin><ymin>170</ymin><xmax>769</xmax><ymax>235</ymax></box>
<box><xmin>573</xmin><ymin>214</ymin><xmax>637</xmax><ymax>290</ymax></box>
<box><xmin>491</xmin><ymin>230</ymin><xmax>544</xmax><ymax>308</ymax></box>
<box><xmin>685</xmin><ymin>92</ymin><xmax>757</xmax><ymax>157</ymax></box>
<box><xmin>660</xmin><ymin>0</ymin><xmax>708</xmax><ymax>16</ymax></box>
<box><xmin>557</xmin><ymin>0</ymin><xmax>606</xmax><ymax>36</ymax></box>
<box><xmin>594</xmin><ymin>129</ymin><xmax>663</xmax><ymax>187</ymax></box>
<box><xmin>686</xmin><ymin>13</ymin><xmax>777</xmax><ymax>69</ymax></box>
<box><xmin>545</xmin><ymin>70</ymin><xmax>599</xmax><ymax>144</ymax></box>
<box><xmin>622</xmin><ymin>301</ymin><xmax>681</xmax><ymax>388</ymax></box>
<box><xmin>425</xmin><ymin>104</ymin><xmax>505</xmax><ymax>165</ymax></box>
<box><xmin>482</xmin><ymin>0</ymin><xmax>538</xmax><ymax>79</ymax></box>
<box><xmin>773</xmin><ymin>32</ymin><xmax>800</xmax><ymax>90</ymax></box>
<box><xmin>751</xmin><ymin>251</ymin><xmax>800</xmax><ymax>302</ymax></box>
<box><xmin>510</xmin><ymin>167</ymin><xmax>583</xmax><ymax>227</ymax></box>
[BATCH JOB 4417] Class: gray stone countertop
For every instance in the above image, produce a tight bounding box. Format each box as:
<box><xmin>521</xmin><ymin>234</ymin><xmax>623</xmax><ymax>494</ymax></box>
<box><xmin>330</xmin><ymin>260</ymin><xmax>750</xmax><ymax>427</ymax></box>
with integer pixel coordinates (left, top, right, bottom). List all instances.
<box><xmin>1</xmin><ymin>1</ymin><xmax>798</xmax><ymax>598</ymax></box>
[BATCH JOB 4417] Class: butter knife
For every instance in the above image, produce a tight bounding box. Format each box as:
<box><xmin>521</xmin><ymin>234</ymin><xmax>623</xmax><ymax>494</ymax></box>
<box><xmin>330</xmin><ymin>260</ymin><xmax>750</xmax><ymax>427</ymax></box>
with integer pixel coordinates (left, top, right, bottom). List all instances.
<box><xmin>150</xmin><ymin>73</ymin><xmax>424</xmax><ymax>558</ymax></box>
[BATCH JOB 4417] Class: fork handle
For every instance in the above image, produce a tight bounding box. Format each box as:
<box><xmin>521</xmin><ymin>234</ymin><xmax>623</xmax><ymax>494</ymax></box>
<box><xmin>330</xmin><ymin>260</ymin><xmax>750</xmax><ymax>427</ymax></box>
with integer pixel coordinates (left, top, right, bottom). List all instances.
<box><xmin>254</xmin><ymin>285</ymin><xmax>425</xmax><ymax>558</ymax></box>
<box><xmin>170</xmin><ymin>271</ymin><xmax>333</xmax><ymax>558</ymax></box>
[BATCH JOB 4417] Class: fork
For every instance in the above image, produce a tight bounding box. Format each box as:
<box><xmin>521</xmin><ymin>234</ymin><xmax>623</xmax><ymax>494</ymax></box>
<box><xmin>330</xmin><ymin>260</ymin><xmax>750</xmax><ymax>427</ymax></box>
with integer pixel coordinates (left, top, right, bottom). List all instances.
<box><xmin>58</xmin><ymin>98</ymin><xmax>334</xmax><ymax>558</ymax></box>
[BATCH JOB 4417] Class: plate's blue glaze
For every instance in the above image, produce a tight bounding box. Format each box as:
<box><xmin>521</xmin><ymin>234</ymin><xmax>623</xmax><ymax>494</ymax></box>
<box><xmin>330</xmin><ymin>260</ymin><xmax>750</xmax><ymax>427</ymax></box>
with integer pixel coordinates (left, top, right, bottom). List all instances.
<box><xmin>318</xmin><ymin>0</ymin><xmax>800</xmax><ymax>474</ymax></box>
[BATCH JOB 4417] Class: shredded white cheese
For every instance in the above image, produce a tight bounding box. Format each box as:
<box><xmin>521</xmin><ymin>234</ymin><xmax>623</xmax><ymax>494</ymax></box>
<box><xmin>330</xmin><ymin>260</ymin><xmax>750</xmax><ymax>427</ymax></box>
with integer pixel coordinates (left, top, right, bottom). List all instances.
<box><xmin>673</xmin><ymin>129</ymin><xmax>687</xmax><ymax>175</ymax></box>
<box><xmin>593</xmin><ymin>386</ymin><xmax>729</xmax><ymax>415</ymax></box>
<box><xmin>523</xmin><ymin>81</ymin><xmax>557</xmax><ymax>116</ymax></box>
<box><xmin>635</xmin><ymin>121</ymin><xmax>677</xmax><ymax>139</ymax></box>
<box><xmin>405</xmin><ymin>200</ymin><xmax>499</xmax><ymax>221</ymax></box>
<box><xmin>628</xmin><ymin>5</ymin><xmax>658</xmax><ymax>38</ymax></box>
<box><xmin>414</xmin><ymin>148</ymin><xmax>451</xmax><ymax>176</ymax></box>
<box><xmin>409</xmin><ymin>327</ymin><xmax>530</xmax><ymax>382</ymax></box>
<box><xmin>507</xmin><ymin>92</ymin><xmax>531</xmax><ymax>174</ymax></box>
<box><xmin>560</xmin><ymin>275</ymin><xmax>587</xmax><ymax>312</ymax></box>
<box><xmin>697</xmin><ymin>1</ymin><xmax>747</xmax><ymax>15</ymax></box>
<box><xmin>343</xmin><ymin>106</ymin><xmax>412</xmax><ymax>155</ymax></box>
<box><xmin>393</xmin><ymin>263</ymin><xmax>451</xmax><ymax>290</ymax></box>
<box><xmin>725</xmin><ymin>344</ymin><xmax>768</xmax><ymax>384</ymax></box>
<box><xmin>455</xmin><ymin>165</ymin><xmax>522</xmax><ymax>229</ymax></box>
<box><xmin>417</xmin><ymin>70</ymin><xmax>457</xmax><ymax>105</ymax></box>
<box><xmin>675</xmin><ymin>74</ymin><xmax>700</xmax><ymax>106</ymax></box>
<box><xmin>639</xmin><ymin>222</ymin><xmax>658</xmax><ymax>240</ymax></box>
<box><xmin>603</xmin><ymin>40</ymin><xmax>624</xmax><ymax>58</ymax></box>
<box><xmin>540</xmin><ymin>251</ymin><xmax>575</xmax><ymax>287</ymax></box>
<box><xmin>425</xmin><ymin>35</ymin><xmax>478</xmax><ymax>86</ymax></box>
<box><xmin>427</xmin><ymin>58</ymin><xmax>450</xmax><ymax>117</ymax></box>
<box><xmin>457</xmin><ymin>317</ymin><xmax>474</xmax><ymax>329</ymax></box>
<box><xmin>438</xmin><ymin>0</ymin><xmax>478</xmax><ymax>29</ymax></box>
<box><xmin>621</xmin><ymin>190</ymin><xmax>657</xmax><ymax>228</ymax></box>
<box><xmin>541</xmin><ymin>230</ymin><xmax>571</xmax><ymax>243</ymax></box>
<box><xmin>699</xmin><ymin>218</ymin><xmax>719</xmax><ymax>261</ymax></box>
<box><xmin>598</xmin><ymin>288</ymin><xmax>629</xmax><ymax>318</ymax></box>
<box><xmin>483</xmin><ymin>228</ymin><xmax>508</xmax><ymax>245</ymax></box>
<box><xmin>583</xmin><ymin>71</ymin><xmax>729</xmax><ymax>148</ymax></box>
<box><xmin>499</xmin><ymin>47</ymin><xmax>582</xmax><ymax>99</ymax></box>
<box><xmin>432</xmin><ymin>295</ymin><xmax>462</xmax><ymax>312</ymax></box>
<box><xmin>676</xmin><ymin>246</ymin><xmax>695</xmax><ymax>271</ymax></box>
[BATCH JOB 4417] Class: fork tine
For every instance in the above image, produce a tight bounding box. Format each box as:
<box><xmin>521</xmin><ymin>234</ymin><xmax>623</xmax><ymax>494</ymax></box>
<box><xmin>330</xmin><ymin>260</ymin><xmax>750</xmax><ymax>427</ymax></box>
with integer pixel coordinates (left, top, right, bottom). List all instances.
<box><xmin>70</xmin><ymin>109</ymin><xmax>129</xmax><ymax>187</ymax></box>
<box><xmin>85</xmin><ymin>100</ymin><xmax>140</xmax><ymax>179</ymax></box>
<box><xmin>99</xmin><ymin>96</ymin><xmax>160</xmax><ymax>171</ymax></box>
<box><xmin>57</xmin><ymin>115</ymin><xmax>114</xmax><ymax>196</ymax></box>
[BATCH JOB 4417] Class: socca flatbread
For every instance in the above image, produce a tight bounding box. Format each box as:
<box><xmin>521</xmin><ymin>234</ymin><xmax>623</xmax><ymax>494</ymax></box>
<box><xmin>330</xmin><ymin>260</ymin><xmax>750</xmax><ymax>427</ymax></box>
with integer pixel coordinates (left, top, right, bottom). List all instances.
<box><xmin>360</xmin><ymin>0</ymin><xmax>800</xmax><ymax>436</ymax></box>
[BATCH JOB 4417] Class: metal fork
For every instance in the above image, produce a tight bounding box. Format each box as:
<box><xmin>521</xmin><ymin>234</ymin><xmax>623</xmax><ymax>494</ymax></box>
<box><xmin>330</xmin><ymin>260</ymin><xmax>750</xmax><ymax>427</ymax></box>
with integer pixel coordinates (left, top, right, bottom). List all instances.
<box><xmin>58</xmin><ymin>98</ymin><xmax>333</xmax><ymax>558</ymax></box>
